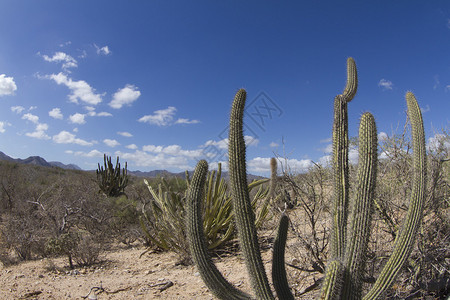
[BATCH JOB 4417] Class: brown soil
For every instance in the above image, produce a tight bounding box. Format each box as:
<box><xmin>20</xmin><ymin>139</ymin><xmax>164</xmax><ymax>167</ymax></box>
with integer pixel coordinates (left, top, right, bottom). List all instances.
<box><xmin>0</xmin><ymin>245</ymin><xmax>279</xmax><ymax>299</ymax></box>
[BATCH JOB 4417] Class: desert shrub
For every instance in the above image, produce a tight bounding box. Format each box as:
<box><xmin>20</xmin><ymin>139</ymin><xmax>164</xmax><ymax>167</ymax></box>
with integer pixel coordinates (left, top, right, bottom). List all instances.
<box><xmin>139</xmin><ymin>165</ymin><xmax>270</xmax><ymax>262</ymax></box>
<box><xmin>72</xmin><ymin>233</ymin><xmax>104</xmax><ymax>267</ymax></box>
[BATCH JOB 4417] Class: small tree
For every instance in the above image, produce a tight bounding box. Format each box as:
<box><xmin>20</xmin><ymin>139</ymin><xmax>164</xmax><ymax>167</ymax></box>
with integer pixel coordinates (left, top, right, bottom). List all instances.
<box><xmin>96</xmin><ymin>154</ymin><xmax>128</xmax><ymax>197</ymax></box>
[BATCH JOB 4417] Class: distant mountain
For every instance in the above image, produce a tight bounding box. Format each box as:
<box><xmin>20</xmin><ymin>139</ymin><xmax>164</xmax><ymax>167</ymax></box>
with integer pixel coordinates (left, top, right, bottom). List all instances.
<box><xmin>0</xmin><ymin>151</ymin><xmax>81</xmax><ymax>170</ymax></box>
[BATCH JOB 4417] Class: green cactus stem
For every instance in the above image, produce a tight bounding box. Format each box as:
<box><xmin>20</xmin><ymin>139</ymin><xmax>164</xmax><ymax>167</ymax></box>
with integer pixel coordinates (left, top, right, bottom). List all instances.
<box><xmin>319</xmin><ymin>260</ymin><xmax>344</xmax><ymax>300</ymax></box>
<box><xmin>342</xmin><ymin>112</ymin><xmax>378</xmax><ymax>299</ymax></box>
<box><xmin>330</xmin><ymin>57</ymin><xmax>358</xmax><ymax>260</ymax></box>
<box><xmin>186</xmin><ymin>159</ymin><xmax>251</xmax><ymax>300</ymax></box>
<box><xmin>363</xmin><ymin>92</ymin><xmax>426</xmax><ymax>300</ymax></box>
<box><xmin>272</xmin><ymin>213</ymin><xmax>294</xmax><ymax>300</ymax></box>
<box><xmin>229</xmin><ymin>89</ymin><xmax>274</xmax><ymax>299</ymax></box>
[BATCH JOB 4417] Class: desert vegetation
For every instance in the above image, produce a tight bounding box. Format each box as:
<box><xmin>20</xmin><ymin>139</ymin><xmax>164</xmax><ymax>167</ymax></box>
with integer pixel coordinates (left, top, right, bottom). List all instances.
<box><xmin>0</xmin><ymin>59</ymin><xmax>448</xmax><ymax>299</ymax></box>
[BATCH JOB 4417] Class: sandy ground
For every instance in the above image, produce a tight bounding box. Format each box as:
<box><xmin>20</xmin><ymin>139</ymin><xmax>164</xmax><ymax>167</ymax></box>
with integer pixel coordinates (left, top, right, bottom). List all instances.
<box><xmin>0</xmin><ymin>245</ymin><xmax>282</xmax><ymax>300</ymax></box>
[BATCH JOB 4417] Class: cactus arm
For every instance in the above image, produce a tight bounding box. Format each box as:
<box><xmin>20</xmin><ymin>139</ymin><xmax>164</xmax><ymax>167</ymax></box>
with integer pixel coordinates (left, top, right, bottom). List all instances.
<box><xmin>342</xmin><ymin>112</ymin><xmax>378</xmax><ymax>299</ymax></box>
<box><xmin>272</xmin><ymin>213</ymin><xmax>294</xmax><ymax>300</ymax></box>
<box><xmin>319</xmin><ymin>260</ymin><xmax>344</xmax><ymax>300</ymax></box>
<box><xmin>186</xmin><ymin>160</ymin><xmax>252</xmax><ymax>300</ymax></box>
<box><xmin>342</xmin><ymin>57</ymin><xmax>358</xmax><ymax>102</ymax></box>
<box><xmin>363</xmin><ymin>92</ymin><xmax>427</xmax><ymax>300</ymax></box>
<box><xmin>229</xmin><ymin>89</ymin><xmax>275</xmax><ymax>299</ymax></box>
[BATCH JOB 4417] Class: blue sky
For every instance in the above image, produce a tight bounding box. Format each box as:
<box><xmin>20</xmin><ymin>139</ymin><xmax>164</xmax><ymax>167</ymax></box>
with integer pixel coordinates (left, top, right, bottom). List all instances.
<box><xmin>0</xmin><ymin>1</ymin><xmax>449</xmax><ymax>175</ymax></box>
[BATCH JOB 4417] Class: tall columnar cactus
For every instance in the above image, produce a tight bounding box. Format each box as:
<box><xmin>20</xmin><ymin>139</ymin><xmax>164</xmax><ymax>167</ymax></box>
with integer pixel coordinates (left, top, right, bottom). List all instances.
<box><xmin>186</xmin><ymin>58</ymin><xmax>427</xmax><ymax>300</ymax></box>
<box><xmin>96</xmin><ymin>154</ymin><xmax>128</xmax><ymax>197</ymax></box>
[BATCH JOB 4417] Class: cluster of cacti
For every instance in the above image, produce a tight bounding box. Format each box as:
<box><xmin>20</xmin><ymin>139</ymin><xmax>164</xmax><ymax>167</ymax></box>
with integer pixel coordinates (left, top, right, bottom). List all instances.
<box><xmin>186</xmin><ymin>58</ymin><xmax>427</xmax><ymax>299</ymax></box>
<box><xmin>96</xmin><ymin>154</ymin><xmax>128</xmax><ymax>197</ymax></box>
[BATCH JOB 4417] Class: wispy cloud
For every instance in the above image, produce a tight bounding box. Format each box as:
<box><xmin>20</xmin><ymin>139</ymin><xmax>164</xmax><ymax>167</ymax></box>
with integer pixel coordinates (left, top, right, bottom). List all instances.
<box><xmin>421</xmin><ymin>104</ymin><xmax>430</xmax><ymax>113</ymax></box>
<box><xmin>118</xmin><ymin>131</ymin><xmax>133</xmax><ymax>137</ymax></box>
<box><xmin>11</xmin><ymin>106</ymin><xmax>25</xmax><ymax>114</ymax></box>
<box><xmin>126</xmin><ymin>144</ymin><xmax>138</xmax><ymax>150</ymax></box>
<box><xmin>269</xmin><ymin>142</ymin><xmax>279</xmax><ymax>148</ymax></box>
<box><xmin>138</xmin><ymin>106</ymin><xmax>177</xmax><ymax>126</ymax></box>
<box><xmin>378</xmin><ymin>79</ymin><xmax>393</xmax><ymax>90</ymax></box>
<box><xmin>49</xmin><ymin>108</ymin><xmax>63</xmax><ymax>119</ymax></box>
<box><xmin>53</xmin><ymin>131</ymin><xmax>93</xmax><ymax>146</ymax></box>
<box><xmin>0</xmin><ymin>74</ymin><xmax>17</xmax><ymax>96</ymax></box>
<box><xmin>44</xmin><ymin>72</ymin><xmax>103</xmax><ymax>105</ymax></box>
<box><xmin>175</xmin><ymin>118</ymin><xmax>200</xmax><ymax>125</ymax></box>
<box><xmin>138</xmin><ymin>106</ymin><xmax>199</xmax><ymax>126</ymax></box>
<box><xmin>40</xmin><ymin>51</ymin><xmax>77</xmax><ymax>70</ymax></box>
<box><xmin>109</xmin><ymin>84</ymin><xmax>141</xmax><ymax>109</ymax></box>
<box><xmin>94</xmin><ymin>44</ymin><xmax>111</xmax><ymax>55</ymax></box>
<box><xmin>0</xmin><ymin>121</ymin><xmax>11</xmax><ymax>133</ymax></box>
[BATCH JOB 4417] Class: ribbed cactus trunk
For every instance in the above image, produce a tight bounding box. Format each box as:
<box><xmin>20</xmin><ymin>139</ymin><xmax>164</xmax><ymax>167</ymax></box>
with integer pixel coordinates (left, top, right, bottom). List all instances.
<box><xmin>229</xmin><ymin>89</ymin><xmax>275</xmax><ymax>300</ymax></box>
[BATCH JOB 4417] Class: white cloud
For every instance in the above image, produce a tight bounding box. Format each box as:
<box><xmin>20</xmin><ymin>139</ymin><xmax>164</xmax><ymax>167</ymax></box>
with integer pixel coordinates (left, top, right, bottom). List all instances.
<box><xmin>69</xmin><ymin>113</ymin><xmax>86</xmax><ymax>124</ymax></box>
<box><xmin>138</xmin><ymin>106</ymin><xmax>176</xmax><ymax>126</ymax></box>
<box><xmin>175</xmin><ymin>118</ymin><xmax>200</xmax><ymax>125</ymax></box>
<box><xmin>46</xmin><ymin>72</ymin><xmax>103</xmax><ymax>105</ymax></box>
<box><xmin>378</xmin><ymin>79</ymin><xmax>393</xmax><ymax>90</ymax></box>
<box><xmin>202</xmin><ymin>136</ymin><xmax>258</xmax><ymax>151</ymax></box>
<box><xmin>87</xmin><ymin>110</ymin><xmax>113</xmax><ymax>117</ymax></box>
<box><xmin>248</xmin><ymin>157</ymin><xmax>313</xmax><ymax>174</ymax></box>
<box><xmin>53</xmin><ymin>131</ymin><xmax>93</xmax><ymax>146</ymax></box>
<box><xmin>25</xmin><ymin>123</ymin><xmax>50</xmax><ymax>140</ymax></box>
<box><xmin>95</xmin><ymin>44</ymin><xmax>111</xmax><ymax>55</ymax></box>
<box><xmin>126</xmin><ymin>144</ymin><xmax>138</xmax><ymax>150</ymax></box>
<box><xmin>0</xmin><ymin>121</ymin><xmax>10</xmax><ymax>133</ymax></box>
<box><xmin>96</xmin><ymin>112</ymin><xmax>113</xmax><ymax>117</ymax></box>
<box><xmin>321</xmin><ymin>143</ymin><xmax>332</xmax><ymax>154</ymax></box>
<box><xmin>0</xmin><ymin>74</ymin><xmax>17</xmax><ymax>96</ymax></box>
<box><xmin>116</xmin><ymin>150</ymin><xmax>190</xmax><ymax>170</ymax></box>
<box><xmin>320</xmin><ymin>137</ymin><xmax>332</xmax><ymax>143</ymax></box>
<box><xmin>138</xmin><ymin>106</ymin><xmax>201</xmax><ymax>126</ymax></box>
<box><xmin>378</xmin><ymin>132</ymin><xmax>388</xmax><ymax>141</ymax></box>
<box><xmin>22</xmin><ymin>113</ymin><xmax>39</xmax><ymax>124</ymax></box>
<box><xmin>269</xmin><ymin>142</ymin><xmax>279</xmax><ymax>148</ymax></box>
<box><xmin>103</xmin><ymin>139</ymin><xmax>120</xmax><ymax>147</ymax></box>
<box><xmin>49</xmin><ymin>108</ymin><xmax>63</xmax><ymax>119</ymax></box>
<box><xmin>73</xmin><ymin>149</ymin><xmax>104</xmax><ymax>158</ymax></box>
<box><xmin>109</xmin><ymin>84</ymin><xmax>141</xmax><ymax>109</ymax></box>
<box><xmin>41</xmin><ymin>51</ymin><xmax>77</xmax><ymax>70</ymax></box>
<box><xmin>427</xmin><ymin>133</ymin><xmax>450</xmax><ymax>152</ymax></box>
<box><xmin>118</xmin><ymin>131</ymin><xmax>133</xmax><ymax>137</ymax></box>
<box><xmin>11</xmin><ymin>106</ymin><xmax>25</xmax><ymax>114</ymax></box>
<box><xmin>142</xmin><ymin>144</ymin><xmax>202</xmax><ymax>159</ymax></box>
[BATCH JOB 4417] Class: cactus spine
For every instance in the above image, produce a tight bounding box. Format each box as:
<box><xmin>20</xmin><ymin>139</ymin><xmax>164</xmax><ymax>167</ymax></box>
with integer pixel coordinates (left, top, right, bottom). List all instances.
<box><xmin>185</xmin><ymin>58</ymin><xmax>427</xmax><ymax>300</ymax></box>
